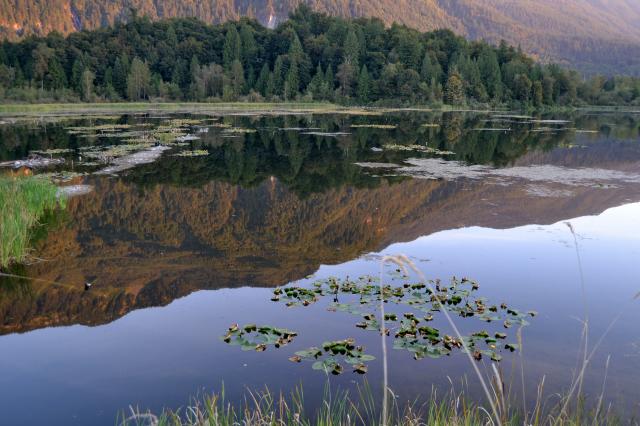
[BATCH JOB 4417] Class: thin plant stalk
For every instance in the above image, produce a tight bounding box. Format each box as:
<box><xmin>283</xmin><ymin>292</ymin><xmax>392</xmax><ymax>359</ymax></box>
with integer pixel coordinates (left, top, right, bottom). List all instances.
<box><xmin>386</xmin><ymin>254</ymin><xmax>502</xmax><ymax>426</ymax></box>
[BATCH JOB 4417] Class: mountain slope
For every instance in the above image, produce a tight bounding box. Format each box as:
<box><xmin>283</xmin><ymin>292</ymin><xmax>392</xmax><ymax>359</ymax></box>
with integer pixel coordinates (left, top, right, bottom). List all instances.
<box><xmin>1</xmin><ymin>0</ymin><xmax>639</xmax><ymax>74</ymax></box>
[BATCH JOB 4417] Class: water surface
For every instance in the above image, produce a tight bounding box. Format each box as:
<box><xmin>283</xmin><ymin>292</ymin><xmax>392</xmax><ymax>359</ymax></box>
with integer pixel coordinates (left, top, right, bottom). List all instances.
<box><xmin>0</xmin><ymin>110</ymin><xmax>639</xmax><ymax>424</ymax></box>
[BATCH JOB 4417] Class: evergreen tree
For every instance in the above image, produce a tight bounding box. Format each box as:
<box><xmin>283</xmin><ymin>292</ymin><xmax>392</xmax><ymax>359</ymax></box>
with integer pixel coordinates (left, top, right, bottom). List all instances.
<box><xmin>478</xmin><ymin>48</ymin><xmax>502</xmax><ymax>100</ymax></box>
<box><xmin>324</xmin><ymin>65</ymin><xmax>335</xmax><ymax>98</ymax></box>
<box><xmin>255</xmin><ymin>63</ymin><xmax>270</xmax><ymax>96</ymax></box>
<box><xmin>532</xmin><ymin>80</ymin><xmax>544</xmax><ymax>107</ymax></box>
<box><xmin>230</xmin><ymin>59</ymin><xmax>245</xmax><ymax>98</ymax></box>
<box><xmin>307</xmin><ymin>63</ymin><xmax>325</xmax><ymax>98</ymax></box>
<box><xmin>420</xmin><ymin>52</ymin><xmax>442</xmax><ymax>84</ymax></box>
<box><xmin>357</xmin><ymin>65</ymin><xmax>371</xmax><ymax>102</ymax></box>
<box><xmin>343</xmin><ymin>29</ymin><xmax>360</xmax><ymax>67</ymax></box>
<box><xmin>240</xmin><ymin>24</ymin><xmax>257</xmax><ymax>67</ymax></box>
<box><xmin>70</xmin><ymin>58</ymin><xmax>84</xmax><ymax>93</ymax></box>
<box><xmin>47</xmin><ymin>58</ymin><xmax>67</xmax><ymax>90</ymax></box>
<box><xmin>223</xmin><ymin>25</ymin><xmax>241</xmax><ymax>70</ymax></box>
<box><xmin>513</xmin><ymin>73</ymin><xmax>532</xmax><ymax>102</ymax></box>
<box><xmin>273</xmin><ymin>55</ymin><xmax>286</xmax><ymax>96</ymax></box>
<box><xmin>337</xmin><ymin>62</ymin><xmax>355</xmax><ymax>97</ymax></box>
<box><xmin>285</xmin><ymin>61</ymin><xmax>299</xmax><ymax>100</ymax></box>
<box><xmin>112</xmin><ymin>54</ymin><xmax>129</xmax><ymax>97</ymax></box>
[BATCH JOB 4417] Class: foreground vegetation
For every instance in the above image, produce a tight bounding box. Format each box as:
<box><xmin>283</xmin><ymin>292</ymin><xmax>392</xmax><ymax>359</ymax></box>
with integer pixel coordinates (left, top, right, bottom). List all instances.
<box><xmin>120</xmin><ymin>385</ymin><xmax>626</xmax><ymax>426</ymax></box>
<box><xmin>1</xmin><ymin>6</ymin><xmax>639</xmax><ymax>107</ymax></box>
<box><xmin>0</xmin><ymin>177</ymin><xmax>64</xmax><ymax>269</ymax></box>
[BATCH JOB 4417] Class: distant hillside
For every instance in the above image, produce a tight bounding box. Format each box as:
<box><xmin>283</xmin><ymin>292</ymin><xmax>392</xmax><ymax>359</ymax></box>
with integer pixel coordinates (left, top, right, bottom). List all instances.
<box><xmin>1</xmin><ymin>0</ymin><xmax>640</xmax><ymax>75</ymax></box>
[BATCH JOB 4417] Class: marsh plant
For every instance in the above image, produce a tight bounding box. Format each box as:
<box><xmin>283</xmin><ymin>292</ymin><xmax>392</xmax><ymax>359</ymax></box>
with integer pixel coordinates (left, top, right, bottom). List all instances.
<box><xmin>0</xmin><ymin>177</ymin><xmax>65</xmax><ymax>269</ymax></box>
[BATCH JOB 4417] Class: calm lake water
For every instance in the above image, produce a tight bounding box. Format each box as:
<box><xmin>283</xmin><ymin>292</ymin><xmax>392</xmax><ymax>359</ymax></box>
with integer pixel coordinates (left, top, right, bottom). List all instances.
<box><xmin>0</xmin><ymin>109</ymin><xmax>639</xmax><ymax>424</ymax></box>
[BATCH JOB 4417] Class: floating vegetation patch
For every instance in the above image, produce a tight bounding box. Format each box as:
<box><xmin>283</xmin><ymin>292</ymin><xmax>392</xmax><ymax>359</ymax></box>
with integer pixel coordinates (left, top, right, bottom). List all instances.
<box><xmin>0</xmin><ymin>155</ymin><xmax>65</xmax><ymax>169</ymax></box>
<box><xmin>354</xmin><ymin>162</ymin><xmax>402</xmax><ymax>169</ymax></box>
<box><xmin>294</xmin><ymin>339</ymin><xmax>375</xmax><ymax>375</ymax></box>
<box><xmin>29</xmin><ymin>149</ymin><xmax>74</xmax><ymax>155</ymax></box>
<box><xmin>491</xmin><ymin>114</ymin><xmax>533</xmax><ymax>120</ymax></box>
<box><xmin>363</xmin><ymin>158</ymin><xmax>640</xmax><ymax>188</ymax></box>
<box><xmin>94</xmin><ymin>146</ymin><xmax>170</xmax><ymax>175</ymax></box>
<box><xmin>222</xmin><ymin>324</ymin><xmax>297</xmax><ymax>352</ymax></box>
<box><xmin>81</xmin><ymin>143</ymin><xmax>155</xmax><ymax>163</ymax></box>
<box><xmin>176</xmin><ymin>134</ymin><xmax>200</xmax><ymax>142</ymax></box>
<box><xmin>57</xmin><ymin>184</ymin><xmax>93</xmax><ymax>197</ymax></box>
<box><xmin>350</xmin><ymin>124</ymin><xmax>397</xmax><ymax>129</ymax></box>
<box><xmin>38</xmin><ymin>171</ymin><xmax>87</xmax><ymax>183</ymax></box>
<box><xmin>530</xmin><ymin>119</ymin><xmax>571</xmax><ymax>125</ymax></box>
<box><xmin>382</xmin><ymin>144</ymin><xmax>455</xmax><ymax>155</ymax></box>
<box><xmin>164</xmin><ymin>119</ymin><xmax>204</xmax><ymax>127</ymax></box>
<box><xmin>223</xmin><ymin>274</ymin><xmax>533</xmax><ymax>375</ymax></box>
<box><xmin>525</xmin><ymin>185</ymin><xmax>574</xmax><ymax>198</ymax></box>
<box><xmin>173</xmin><ymin>150</ymin><xmax>209</xmax><ymax>157</ymax></box>
<box><xmin>222</xmin><ymin>127</ymin><xmax>257</xmax><ymax>134</ymax></box>
<box><xmin>301</xmin><ymin>131</ymin><xmax>350</xmax><ymax>137</ymax></box>
<box><xmin>279</xmin><ymin>127</ymin><xmax>321</xmax><ymax>131</ymax></box>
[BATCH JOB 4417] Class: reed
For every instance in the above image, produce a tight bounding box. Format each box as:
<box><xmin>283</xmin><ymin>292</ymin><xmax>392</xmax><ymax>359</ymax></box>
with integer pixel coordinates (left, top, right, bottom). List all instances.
<box><xmin>0</xmin><ymin>176</ymin><xmax>64</xmax><ymax>269</ymax></box>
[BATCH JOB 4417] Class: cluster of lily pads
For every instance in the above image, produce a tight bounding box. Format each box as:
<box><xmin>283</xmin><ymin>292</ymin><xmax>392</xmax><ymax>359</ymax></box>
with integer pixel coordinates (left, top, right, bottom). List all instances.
<box><xmin>382</xmin><ymin>144</ymin><xmax>455</xmax><ymax>156</ymax></box>
<box><xmin>222</xmin><ymin>274</ymin><xmax>534</xmax><ymax>375</ymax></box>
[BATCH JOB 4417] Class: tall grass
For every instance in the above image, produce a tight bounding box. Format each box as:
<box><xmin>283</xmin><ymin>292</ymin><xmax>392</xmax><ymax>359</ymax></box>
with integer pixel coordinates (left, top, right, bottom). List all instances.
<box><xmin>119</xmin><ymin>381</ymin><xmax>629</xmax><ymax>426</ymax></box>
<box><xmin>0</xmin><ymin>177</ymin><xmax>64</xmax><ymax>269</ymax></box>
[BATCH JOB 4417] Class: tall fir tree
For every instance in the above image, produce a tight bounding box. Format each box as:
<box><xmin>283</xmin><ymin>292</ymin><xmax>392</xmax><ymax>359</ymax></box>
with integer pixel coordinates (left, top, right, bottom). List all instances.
<box><xmin>223</xmin><ymin>25</ymin><xmax>241</xmax><ymax>70</ymax></box>
<box><xmin>357</xmin><ymin>65</ymin><xmax>371</xmax><ymax>102</ymax></box>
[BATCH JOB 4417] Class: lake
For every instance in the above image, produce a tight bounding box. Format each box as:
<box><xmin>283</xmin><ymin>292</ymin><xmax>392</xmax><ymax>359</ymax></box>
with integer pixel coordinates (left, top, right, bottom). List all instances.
<box><xmin>0</xmin><ymin>109</ymin><xmax>639</xmax><ymax>424</ymax></box>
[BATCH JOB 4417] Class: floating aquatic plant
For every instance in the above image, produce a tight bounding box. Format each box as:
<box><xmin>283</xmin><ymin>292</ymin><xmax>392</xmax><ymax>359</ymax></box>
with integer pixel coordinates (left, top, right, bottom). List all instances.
<box><xmin>382</xmin><ymin>144</ymin><xmax>455</xmax><ymax>155</ymax></box>
<box><xmin>221</xmin><ymin>324</ymin><xmax>298</xmax><ymax>352</ymax></box>
<box><xmin>350</xmin><ymin>124</ymin><xmax>397</xmax><ymax>129</ymax></box>
<box><xmin>223</xmin><ymin>274</ymin><xmax>532</xmax><ymax>375</ymax></box>
<box><xmin>293</xmin><ymin>338</ymin><xmax>375</xmax><ymax>375</ymax></box>
<box><xmin>173</xmin><ymin>150</ymin><xmax>209</xmax><ymax>157</ymax></box>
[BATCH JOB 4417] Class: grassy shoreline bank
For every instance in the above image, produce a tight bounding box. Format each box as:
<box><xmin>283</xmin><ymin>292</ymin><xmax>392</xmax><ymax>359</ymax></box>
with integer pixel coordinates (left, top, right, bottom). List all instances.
<box><xmin>1</xmin><ymin>101</ymin><xmax>637</xmax><ymax>117</ymax></box>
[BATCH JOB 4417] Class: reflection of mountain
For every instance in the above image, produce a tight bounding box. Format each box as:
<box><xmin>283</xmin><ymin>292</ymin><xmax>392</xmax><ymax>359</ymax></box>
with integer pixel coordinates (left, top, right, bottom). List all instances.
<box><xmin>2</xmin><ymin>112</ymin><xmax>640</xmax><ymax>334</ymax></box>
<box><xmin>2</xmin><ymin>157</ymin><xmax>640</xmax><ymax>334</ymax></box>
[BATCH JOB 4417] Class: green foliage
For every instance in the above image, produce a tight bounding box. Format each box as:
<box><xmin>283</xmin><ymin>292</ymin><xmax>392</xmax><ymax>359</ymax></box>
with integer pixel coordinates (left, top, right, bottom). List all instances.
<box><xmin>445</xmin><ymin>68</ymin><xmax>465</xmax><ymax>105</ymax></box>
<box><xmin>0</xmin><ymin>177</ymin><xmax>64</xmax><ymax>269</ymax></box>
<box><xmin>224</xmin><ymin>274</ymin><xmax>532</xmax><ymax>375</ymax></box>
<box><xmin>0</xmin><ymin>7</ymin><xmax>639</xmax><ymax>106</ymax></box>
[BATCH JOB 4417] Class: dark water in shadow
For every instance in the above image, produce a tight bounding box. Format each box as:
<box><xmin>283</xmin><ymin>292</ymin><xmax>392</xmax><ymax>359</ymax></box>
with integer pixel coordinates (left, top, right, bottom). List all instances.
<box><xmin>0</xmin><ymin>110</ymin><xmax>639</xmax><ymax>424</ymax></box>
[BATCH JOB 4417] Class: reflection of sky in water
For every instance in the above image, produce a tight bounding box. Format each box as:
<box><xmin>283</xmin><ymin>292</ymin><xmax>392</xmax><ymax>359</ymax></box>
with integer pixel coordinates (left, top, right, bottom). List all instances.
<box><xmin>1</xmin><ymin>203</ymin><xmax>639</xmax><ymax>424</ymax></box>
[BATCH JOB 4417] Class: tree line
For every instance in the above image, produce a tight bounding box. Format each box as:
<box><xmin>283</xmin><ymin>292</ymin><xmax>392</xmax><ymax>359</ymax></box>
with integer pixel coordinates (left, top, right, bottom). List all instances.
<box><xmin>1</xmin><ymin>5</ymin><xmax>639</xmax><ymax>107</ymax></box>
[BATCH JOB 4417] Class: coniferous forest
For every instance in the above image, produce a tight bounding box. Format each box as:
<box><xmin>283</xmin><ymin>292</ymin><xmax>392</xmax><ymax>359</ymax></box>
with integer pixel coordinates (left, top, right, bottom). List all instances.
<box><xmin>1</xmin><ymin>5</ymin><xmax>639</xmax><ymax>107</ymax></box>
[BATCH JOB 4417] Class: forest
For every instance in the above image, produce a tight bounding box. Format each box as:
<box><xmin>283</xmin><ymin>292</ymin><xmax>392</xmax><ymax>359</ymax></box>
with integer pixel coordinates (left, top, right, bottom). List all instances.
<box><xmin>1</xmin><ymin>5</ymin><xmax>639</xmax><ymax>107</ymax></box>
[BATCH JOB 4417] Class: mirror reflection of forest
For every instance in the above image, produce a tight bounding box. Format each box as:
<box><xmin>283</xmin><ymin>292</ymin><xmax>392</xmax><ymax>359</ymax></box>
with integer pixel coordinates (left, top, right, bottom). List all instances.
<box><xmin>1</xmin><ymin>111</ymin><xmax>639</xmax><ymax>335</ymax></box>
